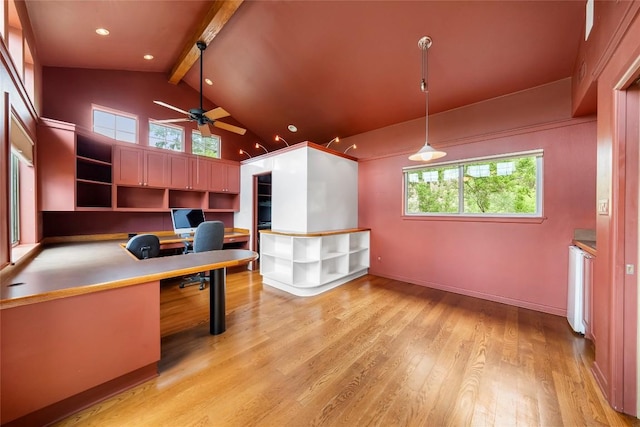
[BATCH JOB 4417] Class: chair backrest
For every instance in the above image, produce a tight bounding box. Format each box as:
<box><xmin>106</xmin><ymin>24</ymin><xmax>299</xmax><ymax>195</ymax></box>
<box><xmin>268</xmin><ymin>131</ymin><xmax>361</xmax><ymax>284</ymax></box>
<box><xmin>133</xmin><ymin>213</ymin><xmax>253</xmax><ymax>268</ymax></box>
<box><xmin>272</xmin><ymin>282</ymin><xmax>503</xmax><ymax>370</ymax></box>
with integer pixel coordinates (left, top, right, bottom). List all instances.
<box><xmin>126</xmin><ymin>234</ymin><xmax>160</xmax><ymax>259</ymax></box>
<box><xmin>193</xmin><ymin>221</ymin><xmax>225</xmax><ymax>253</ymax></box>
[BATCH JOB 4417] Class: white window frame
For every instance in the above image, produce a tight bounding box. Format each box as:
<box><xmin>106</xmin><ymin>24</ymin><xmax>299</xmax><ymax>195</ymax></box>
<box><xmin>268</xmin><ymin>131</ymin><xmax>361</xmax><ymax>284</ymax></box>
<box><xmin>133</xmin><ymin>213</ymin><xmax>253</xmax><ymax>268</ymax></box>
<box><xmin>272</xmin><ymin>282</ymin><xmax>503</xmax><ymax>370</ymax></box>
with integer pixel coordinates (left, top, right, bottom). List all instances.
<box><xmin>10</xmin><ymin>150</ymin><xmax>19</xmax><ymax>244</ymax></box>
<box><xmin>403</xmin><ymin>149</ymin><xmax>544</xmax><ymax>218</ymax></box>
<box><xmin>191</xmin><ymin>130</ymin><xmax>221</xmax><ymax>159</ymax></box>
<box><xmin>92</xmin><ymin>105</ymin><xmax>138</xmax><ymax>143</ymax></box>
<box><xmin>149</xmin><ymin>121</ymin><xmax>185</xmax><ymax>152</ymax></box>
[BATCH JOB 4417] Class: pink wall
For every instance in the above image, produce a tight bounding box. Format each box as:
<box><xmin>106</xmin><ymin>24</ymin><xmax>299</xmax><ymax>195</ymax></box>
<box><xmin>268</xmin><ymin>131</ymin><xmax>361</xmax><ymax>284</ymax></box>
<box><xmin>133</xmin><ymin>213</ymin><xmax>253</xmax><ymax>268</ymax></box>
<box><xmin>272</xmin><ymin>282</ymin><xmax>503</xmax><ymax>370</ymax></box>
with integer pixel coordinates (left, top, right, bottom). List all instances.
<box><xmin>41</xmin><ymin>211</ymin><xmax>233</xmax><ymax>238</ymax></box>
<box><xmin>571</xmin><ymin>1</ymin><xmax>640</xmax><ymax>116</ymax></box>
<box><xmin>41</xmin><ymin>67</ymin><xmax>260</xmax><ymax>161</ymax></box>
<box><xmin>355</xmin><ymin>83</ymin><xmax>597</xmax><ymax>316</ymax></box>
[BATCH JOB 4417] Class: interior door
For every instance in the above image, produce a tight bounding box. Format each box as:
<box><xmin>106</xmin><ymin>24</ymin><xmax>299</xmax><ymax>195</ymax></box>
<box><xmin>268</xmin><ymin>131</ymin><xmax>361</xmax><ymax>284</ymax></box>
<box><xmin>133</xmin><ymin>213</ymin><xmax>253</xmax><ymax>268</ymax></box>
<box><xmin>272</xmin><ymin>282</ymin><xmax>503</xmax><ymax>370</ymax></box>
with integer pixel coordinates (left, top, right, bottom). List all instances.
<box><xmin>623</xmin><ymin>79</ymin><xmax>639</xmax><ymax>416</ymax></box>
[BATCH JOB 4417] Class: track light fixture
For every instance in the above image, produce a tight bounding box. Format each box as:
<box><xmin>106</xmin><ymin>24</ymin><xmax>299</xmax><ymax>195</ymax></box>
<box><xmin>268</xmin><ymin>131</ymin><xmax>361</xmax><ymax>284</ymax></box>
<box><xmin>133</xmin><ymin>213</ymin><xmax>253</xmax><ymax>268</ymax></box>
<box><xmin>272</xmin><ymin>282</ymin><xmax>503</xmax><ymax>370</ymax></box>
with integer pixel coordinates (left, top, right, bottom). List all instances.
<box><xmin>239</xmin><ymin>149</ymin><xmax>252</xmax><ymax>158</ymax></box>
<box><xmin>275</xmin><ymin>135</ymin><xmax>289</xmax><ymax>147</ymax></box>
<box><xmin>409</xmin><ymin>36</ymin><xmax>446</xmax><ymax>162</ymax></box>
<box><xmin>326</xmin><ymin>137</ymin><xmax>340</xmax><ymax>148</ymax></box>
<box><xmin>255</xmin><ymin>142</ymin><xmax>268</xmax><ymax>153</ymax></box>
<box><xmin>344</xmin><ymin>144</ymin><xmax>356</xmax><ymax>154</ymax></box>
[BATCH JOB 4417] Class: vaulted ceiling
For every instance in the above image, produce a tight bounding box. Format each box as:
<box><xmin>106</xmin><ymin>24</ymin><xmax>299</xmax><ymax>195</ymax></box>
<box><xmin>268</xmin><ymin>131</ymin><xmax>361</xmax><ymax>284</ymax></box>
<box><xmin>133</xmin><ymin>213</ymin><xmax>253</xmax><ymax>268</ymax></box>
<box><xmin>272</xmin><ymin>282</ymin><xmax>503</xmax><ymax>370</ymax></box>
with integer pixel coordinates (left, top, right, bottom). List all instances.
<box><xmin>24</xmin><ymin>0</ymin><xmax>585</xmax><ymax>149</ymax></box>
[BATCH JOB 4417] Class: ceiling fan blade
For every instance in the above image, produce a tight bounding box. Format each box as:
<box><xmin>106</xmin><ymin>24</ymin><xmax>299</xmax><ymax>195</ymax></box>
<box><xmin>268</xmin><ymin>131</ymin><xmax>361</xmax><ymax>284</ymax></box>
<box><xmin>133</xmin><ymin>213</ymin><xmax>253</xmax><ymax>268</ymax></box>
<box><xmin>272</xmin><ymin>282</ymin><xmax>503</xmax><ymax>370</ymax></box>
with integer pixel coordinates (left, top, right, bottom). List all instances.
<box><xmin>152</xmin><ymin>118</ymin><xmax>190</xmax><ymax>123</ymax></box>
<box><xmin>198</xmin><ymin>122</ymin><xmax>212</xmax><ymax>137</ymax></box>
<box><xmin>153</xmin><ymin>100</ymin><xmax>189</xmax><ymax>116</ymax></box>
<box><xmin>213</xmin><ymin>121</ymin><xmax>247</xmax><ymax>135</ymax></box>
<box><xmin>203</xmin><ymin>107</ymin><xmax>230</xmax><ymax>121</ymax></box>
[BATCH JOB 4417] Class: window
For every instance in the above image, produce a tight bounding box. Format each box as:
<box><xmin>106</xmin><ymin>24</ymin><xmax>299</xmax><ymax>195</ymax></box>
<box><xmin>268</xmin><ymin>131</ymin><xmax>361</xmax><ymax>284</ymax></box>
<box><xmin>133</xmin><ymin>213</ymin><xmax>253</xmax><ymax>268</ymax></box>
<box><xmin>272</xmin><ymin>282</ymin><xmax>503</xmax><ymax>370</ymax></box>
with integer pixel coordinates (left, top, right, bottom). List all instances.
<box><xmin>10</xmin><ymin>151</ymin><xmax>19</xmax><ymax>244</ymax></box>
<box><xmin>192</xmin><ymin>131</ymin><xmax>221</xmax><ymax>159</ymax></box>
<box><xmin>149</xmin><ymin>122</ymin><xmax>184</xmax><ymax>151</ymax></box>
<box><xmin>92</xmin><ymin>107</ymin><xmax>137</xmax><ymax>143</ymax></box>
<box><xmin>404</xmin><ymin>150</ymin><xmax>542</xmax><ymax>217</ymax></box>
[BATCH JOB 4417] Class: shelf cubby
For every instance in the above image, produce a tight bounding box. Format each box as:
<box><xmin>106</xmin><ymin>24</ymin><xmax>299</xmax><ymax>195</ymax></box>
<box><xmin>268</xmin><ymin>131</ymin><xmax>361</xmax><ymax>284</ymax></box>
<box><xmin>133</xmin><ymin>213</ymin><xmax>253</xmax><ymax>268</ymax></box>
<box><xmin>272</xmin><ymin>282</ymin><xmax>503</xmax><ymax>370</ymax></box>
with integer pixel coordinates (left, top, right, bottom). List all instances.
<box><xmin>76</xmin><ymin>159</ymin><xmax>112</xmax><ymax>184</ymax></box>
<box><xmin>77</xmin><ymin>181</ymin><xmax>112</xmax><ymax>208</ymax></box>
<box><xmin>259</xmin><ymin>230</ymin><xmax>370</xmax><ymax>296</ymax></box>
<box><xmin>169</xmin><ymin>190</ymin><xmax>206</xmax><ymax>208</ymax></box>
<box><xmin>208</xmin><ymin>192</ymin><xmax>239</xmax><ymax>211</ymax></box>
<box><xmin>76</xmin><ymin>135</ymin><xmax>112</xmax><ymax>164</ymax></box>
<box><xmin>116</xmin><ymin>186</ymin><xmax>166</xmax><ymax>209</ymax></box>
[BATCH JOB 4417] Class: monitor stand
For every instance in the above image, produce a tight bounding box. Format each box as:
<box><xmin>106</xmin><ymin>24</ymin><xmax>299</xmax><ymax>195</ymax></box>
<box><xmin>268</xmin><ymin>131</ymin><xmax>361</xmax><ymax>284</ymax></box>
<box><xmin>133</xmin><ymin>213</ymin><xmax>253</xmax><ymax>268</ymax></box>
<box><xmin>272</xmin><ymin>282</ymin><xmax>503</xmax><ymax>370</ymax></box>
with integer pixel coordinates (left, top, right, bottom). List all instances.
<box><xmin>180</xmin><ymin>233</ymin><xmax>192</xmax><ymax>239</ymax></box>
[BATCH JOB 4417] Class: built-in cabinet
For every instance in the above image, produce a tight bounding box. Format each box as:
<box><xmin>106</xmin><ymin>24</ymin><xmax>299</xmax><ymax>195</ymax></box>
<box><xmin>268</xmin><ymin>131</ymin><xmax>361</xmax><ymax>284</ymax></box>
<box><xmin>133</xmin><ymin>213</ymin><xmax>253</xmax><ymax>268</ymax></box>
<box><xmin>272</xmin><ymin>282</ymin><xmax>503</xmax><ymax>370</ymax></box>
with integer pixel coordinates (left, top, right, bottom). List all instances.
<box><xmin>260</xmin><ymin>229</ymin><xmax>370</xmax><ymax>296</ymax></box>
<box><xmin>113</xmin><ymin>145</ymin><xmax>167</xmax><ymax>187</ymax></box>
<box><xmin>75</xmin><ymin>135</ymin><xmax>113</xmax><ymax>209</ymax></box>
<box><xmin>38</xmin><ymin>118</ymin><xmax>240</xmax><ymax>213</ymax></box>
<box><xmin>210</xmin><ymin>163</ymin><xmax>239</xmax><ymax>193</ymax></box>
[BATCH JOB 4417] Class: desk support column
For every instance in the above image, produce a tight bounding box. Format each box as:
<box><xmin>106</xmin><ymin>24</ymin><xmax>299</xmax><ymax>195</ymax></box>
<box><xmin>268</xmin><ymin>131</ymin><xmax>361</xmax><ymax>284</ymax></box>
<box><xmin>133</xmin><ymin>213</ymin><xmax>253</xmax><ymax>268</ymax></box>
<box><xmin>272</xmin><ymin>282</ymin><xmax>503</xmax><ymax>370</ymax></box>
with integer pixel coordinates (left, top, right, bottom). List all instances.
<box><xmin>210</xmin><ymin>268</ymin><xmax>226</xmax><ymax>335</ymax></box>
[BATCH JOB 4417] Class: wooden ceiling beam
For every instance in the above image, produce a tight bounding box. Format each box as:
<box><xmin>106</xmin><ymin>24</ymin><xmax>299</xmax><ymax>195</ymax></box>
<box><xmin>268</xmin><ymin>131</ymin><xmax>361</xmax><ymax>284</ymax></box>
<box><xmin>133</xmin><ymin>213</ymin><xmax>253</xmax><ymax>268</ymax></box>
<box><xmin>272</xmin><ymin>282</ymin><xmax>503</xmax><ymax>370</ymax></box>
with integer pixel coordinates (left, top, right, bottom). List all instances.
<box><xmin>168</xmin><ymin>0</ymin><xmax>244</xmax><ymax>84</ymax></box>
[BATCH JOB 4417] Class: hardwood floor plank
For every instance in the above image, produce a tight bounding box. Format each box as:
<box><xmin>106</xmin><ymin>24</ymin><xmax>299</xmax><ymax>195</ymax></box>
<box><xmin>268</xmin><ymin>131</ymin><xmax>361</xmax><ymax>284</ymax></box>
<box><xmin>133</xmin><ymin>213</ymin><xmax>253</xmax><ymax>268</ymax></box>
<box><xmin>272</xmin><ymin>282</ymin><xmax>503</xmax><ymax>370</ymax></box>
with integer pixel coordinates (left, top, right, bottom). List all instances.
<box><xmin>53</xmin><ymin>271</ymin><xmax>638</xmax><ymax>427</ymax></box>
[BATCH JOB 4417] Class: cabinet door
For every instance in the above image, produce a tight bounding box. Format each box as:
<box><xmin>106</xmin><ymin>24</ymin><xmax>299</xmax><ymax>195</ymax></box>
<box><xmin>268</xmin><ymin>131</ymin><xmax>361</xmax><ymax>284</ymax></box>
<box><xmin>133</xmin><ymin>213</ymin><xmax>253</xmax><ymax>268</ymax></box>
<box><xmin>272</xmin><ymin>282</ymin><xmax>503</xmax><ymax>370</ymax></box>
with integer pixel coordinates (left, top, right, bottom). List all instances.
<box><xmin>113</xmin><ymin>145</ymin><xmax>144</xmax><ymax>186</ymax></box>
<box><xmin>190</xmin><ymin>157</ymin><xmax>209</xmax><ymax>191</ymax></box>
<box><xmin>144</xmin><ymin>151</ymin><xmax>167</xmax><ymax>187</ymax></box>
<box><xmin>168</xmin><ymin>154</ymin><xmax>190</xmax><ymax>190</ymax></box>
<box><xmin>209</xmin><ymin>162</ymin><xmax>226</xmax><ymax>192</ymax></box>
<box><xmin>225</xmin><ymin>163</ymin><xmax>240</xmax><ymax>194</ymax></box>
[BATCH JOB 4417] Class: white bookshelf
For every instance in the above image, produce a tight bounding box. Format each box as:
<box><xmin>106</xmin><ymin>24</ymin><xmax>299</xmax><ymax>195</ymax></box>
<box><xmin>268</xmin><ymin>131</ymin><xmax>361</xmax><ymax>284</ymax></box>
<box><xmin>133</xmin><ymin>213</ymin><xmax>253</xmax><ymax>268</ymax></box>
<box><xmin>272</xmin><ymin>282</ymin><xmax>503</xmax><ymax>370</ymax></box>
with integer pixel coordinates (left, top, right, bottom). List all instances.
<box><xmin>259</xmin><ymin>229</ymin><xmax>370</xmax><ymax>296</ymax></box>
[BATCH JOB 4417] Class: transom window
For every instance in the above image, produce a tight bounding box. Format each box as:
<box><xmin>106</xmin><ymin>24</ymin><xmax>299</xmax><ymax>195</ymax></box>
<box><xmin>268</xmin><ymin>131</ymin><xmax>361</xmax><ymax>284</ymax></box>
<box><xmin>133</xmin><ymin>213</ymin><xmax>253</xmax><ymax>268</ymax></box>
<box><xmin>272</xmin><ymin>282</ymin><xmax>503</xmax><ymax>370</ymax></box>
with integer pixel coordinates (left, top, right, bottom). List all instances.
<box><xmin>149</xmin><ymin>122</ymin><xmax>184</xmax><ymax>151</ymax></box>
<box><xmin>92</xmin><ymin>106</ymin><xmax>137</xmax><ymax>143</ymax></box>
<box><xmin>192</xmin><ymin>131</ymin><xmax>221</xmax><ymax>159</ymax></box>
<box><xmin>404</xmin><ymin>150</ymin><xmax>543</xmax><ymax>217</ymax></box>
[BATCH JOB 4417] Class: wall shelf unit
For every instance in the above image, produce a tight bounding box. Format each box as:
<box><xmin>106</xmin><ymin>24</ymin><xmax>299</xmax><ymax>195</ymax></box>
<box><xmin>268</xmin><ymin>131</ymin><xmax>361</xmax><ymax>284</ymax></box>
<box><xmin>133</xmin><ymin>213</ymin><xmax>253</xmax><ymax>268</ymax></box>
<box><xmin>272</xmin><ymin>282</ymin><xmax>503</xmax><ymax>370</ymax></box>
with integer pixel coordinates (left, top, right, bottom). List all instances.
<box><xmin>260</xmin><ymin>229</ymin><xmax>370</xmax><ymax>296</ymax></box>
<box><xmin>38</xmin><ymin>118</ymin><xmax>241</xmax><ymax>213</ymax></box>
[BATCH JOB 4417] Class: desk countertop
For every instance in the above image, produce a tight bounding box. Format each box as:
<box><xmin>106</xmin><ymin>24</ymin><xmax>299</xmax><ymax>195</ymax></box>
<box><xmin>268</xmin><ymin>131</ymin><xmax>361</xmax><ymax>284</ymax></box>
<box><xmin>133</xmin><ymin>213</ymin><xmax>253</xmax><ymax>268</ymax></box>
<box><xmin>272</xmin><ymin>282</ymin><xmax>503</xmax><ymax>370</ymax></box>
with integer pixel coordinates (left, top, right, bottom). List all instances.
<box><xmin>1</xmin><ymin>240</ymin><xmax>257</xmax><ymax>309</ymax></box>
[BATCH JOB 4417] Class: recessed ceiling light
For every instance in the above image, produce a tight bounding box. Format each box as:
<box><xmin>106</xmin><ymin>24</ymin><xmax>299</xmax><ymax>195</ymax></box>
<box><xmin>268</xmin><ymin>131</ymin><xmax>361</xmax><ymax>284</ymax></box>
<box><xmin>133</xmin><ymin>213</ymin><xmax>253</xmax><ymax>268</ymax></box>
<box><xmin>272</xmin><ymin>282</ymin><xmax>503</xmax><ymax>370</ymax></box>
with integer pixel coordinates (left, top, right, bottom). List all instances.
<box><xmin>95</xmin><ymin>28</ymin><xmax>110</xmax><ymax>36</ymax></box>
<box><xmin>143</xmin><ymin>54</ymin><xmax>154</xmax><ymax>60</ymax></box>
<box><xmin>204</xmin><ymin>78</ymin><xmax>213</xmax><ymax>85</ymax></box>
<box><xmin>288</xmin><ymin>124</ymin><xmax>298</xmax><ymax>132</ymax></box>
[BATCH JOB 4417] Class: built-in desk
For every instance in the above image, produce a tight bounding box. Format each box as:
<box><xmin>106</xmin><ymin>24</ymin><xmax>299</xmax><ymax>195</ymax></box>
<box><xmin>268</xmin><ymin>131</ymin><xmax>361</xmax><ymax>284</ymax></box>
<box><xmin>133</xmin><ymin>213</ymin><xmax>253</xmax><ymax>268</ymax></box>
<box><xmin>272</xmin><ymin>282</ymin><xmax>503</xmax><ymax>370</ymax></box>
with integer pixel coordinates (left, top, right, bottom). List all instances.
<box><xmin>0</xmin><ymin>239</ymin><xmax>257</xmax><ymax>426</ymax></box>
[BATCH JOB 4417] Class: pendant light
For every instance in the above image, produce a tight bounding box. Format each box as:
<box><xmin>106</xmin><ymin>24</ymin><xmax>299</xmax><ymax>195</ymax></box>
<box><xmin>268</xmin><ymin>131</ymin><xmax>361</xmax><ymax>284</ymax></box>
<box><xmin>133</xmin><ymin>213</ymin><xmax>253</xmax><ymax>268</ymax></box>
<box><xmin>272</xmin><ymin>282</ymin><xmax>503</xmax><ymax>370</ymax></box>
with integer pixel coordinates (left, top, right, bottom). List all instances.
<box><xmin>409</xmin><ymin>36</ymin><xmax>446</xmax><ymax>161</ymax></box>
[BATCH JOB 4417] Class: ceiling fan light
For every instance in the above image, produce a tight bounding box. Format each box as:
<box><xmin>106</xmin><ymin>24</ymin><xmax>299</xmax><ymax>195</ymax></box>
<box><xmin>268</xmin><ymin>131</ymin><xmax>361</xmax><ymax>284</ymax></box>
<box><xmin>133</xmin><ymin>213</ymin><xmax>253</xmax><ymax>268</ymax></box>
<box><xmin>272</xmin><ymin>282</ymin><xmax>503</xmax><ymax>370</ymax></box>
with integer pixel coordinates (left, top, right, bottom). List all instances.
<box><xmin>408</xmin><ymin>143</ymin><xmax>447</xmax><ymax>161</ymax></box>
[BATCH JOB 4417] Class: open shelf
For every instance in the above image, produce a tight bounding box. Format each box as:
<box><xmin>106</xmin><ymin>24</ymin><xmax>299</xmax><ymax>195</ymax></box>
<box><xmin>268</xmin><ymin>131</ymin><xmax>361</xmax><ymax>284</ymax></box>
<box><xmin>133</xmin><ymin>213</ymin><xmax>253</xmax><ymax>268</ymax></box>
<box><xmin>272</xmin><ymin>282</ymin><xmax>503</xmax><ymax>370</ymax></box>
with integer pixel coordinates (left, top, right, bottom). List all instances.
<box><xmin>169</xmin><ymin>190</ymin><xmax>206</xmax><ymax>209</ymax></box>
<box><xmin>259</xmin><ymin>230</ymin><xmax>370</xmax><ymax>296</ymax></box>
<box><xmin>77</xmin><ymin>135</ymin><xmax>112</xmax><ymax>164</ymax></box>
<box><xmin>77</xmin><ymin>159</ymin><xmax>112</xmax><ymax>184</ymax></box>
<box><xmin>208</xmin><ymin>192</ymin><xmax>239</xmax><ymax>211</ymax></box>
<box><xmin>116</xmin><ymin>186</ymin><xmax>166</xmax><ymax>209</ymax></box>
<box><xmin>77</xmin><ymin>181</ymin><xmax>112</xmax><ymax>208</ymax></box>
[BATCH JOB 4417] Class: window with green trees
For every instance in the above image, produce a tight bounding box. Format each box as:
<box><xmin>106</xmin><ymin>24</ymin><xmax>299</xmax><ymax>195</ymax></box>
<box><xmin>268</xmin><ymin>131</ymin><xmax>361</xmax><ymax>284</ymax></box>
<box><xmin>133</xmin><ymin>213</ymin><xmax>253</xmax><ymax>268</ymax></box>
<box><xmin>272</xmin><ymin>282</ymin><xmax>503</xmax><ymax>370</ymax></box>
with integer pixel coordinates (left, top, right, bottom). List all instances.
<box><xmin>192</xmin><ymin>131</ymin><xmax>221</xmax><ymax>158</ymax></box>
<box><xmin>149</xmin><ymin>122</ymin><xmax>184</xmax><ymax>151</ymax></box>
<box><xmin>404</xmin><ymin>151</ymin><xmax>542</xmax><ymax>217</ymax></box>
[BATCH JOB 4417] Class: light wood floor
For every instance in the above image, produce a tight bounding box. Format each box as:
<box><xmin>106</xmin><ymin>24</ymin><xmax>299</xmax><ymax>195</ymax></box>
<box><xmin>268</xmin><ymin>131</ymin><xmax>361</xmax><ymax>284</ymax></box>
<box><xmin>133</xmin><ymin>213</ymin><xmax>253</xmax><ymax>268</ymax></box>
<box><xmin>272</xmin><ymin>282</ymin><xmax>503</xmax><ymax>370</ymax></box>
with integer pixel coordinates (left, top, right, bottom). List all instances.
<box><xmin>55</xmin><ymin>271</ymin><xmax>638</xmax><ymax>426</ymax></box>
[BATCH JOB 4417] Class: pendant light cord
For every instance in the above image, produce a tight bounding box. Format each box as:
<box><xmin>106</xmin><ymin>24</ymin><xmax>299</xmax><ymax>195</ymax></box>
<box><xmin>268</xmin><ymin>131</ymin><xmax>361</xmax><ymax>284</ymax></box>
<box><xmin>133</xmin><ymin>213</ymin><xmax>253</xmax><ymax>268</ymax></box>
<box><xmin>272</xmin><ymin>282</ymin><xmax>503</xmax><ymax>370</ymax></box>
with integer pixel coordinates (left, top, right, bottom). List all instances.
<box><xmin>419</xmin><ymin>37</ymin><xmax>430</xmax><ymax>144</ymax></box>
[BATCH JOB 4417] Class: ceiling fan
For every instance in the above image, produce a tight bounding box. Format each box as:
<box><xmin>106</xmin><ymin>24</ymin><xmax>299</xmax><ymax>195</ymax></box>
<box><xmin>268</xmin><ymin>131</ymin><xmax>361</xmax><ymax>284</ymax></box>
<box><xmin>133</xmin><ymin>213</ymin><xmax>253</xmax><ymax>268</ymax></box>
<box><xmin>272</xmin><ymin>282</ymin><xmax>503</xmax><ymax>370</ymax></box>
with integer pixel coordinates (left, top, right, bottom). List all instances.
<box><xmin>153</xmin><ymin>41</ymin><xmax>246</xmax><ymax>136</ymax></box>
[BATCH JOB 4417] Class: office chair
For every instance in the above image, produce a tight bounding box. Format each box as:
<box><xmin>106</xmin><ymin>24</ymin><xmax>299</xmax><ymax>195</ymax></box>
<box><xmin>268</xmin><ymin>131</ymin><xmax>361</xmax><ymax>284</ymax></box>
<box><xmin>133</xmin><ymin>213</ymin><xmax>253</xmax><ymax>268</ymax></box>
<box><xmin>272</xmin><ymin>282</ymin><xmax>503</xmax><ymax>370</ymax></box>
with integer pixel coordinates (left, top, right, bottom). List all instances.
<box><xmin>180</xmin><ymin>221</ymin><xmax>225</xmax><ymax>290</ymax></box>
<box><xmin>126</xmin><ymin>234</ymin><xmax>160</xmax><ymax>260</ymax></box>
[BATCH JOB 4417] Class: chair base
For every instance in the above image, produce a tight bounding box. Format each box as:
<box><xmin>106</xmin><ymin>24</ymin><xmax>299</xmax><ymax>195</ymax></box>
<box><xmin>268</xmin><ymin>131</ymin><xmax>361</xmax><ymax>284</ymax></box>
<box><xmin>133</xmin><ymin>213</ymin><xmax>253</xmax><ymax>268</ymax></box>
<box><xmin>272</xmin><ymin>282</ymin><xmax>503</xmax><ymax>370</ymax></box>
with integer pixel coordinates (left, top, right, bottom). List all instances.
<box><xmin>179</xmin><ymin>274</ymin><xmax>208</xmax><ymax>290</ymax></box>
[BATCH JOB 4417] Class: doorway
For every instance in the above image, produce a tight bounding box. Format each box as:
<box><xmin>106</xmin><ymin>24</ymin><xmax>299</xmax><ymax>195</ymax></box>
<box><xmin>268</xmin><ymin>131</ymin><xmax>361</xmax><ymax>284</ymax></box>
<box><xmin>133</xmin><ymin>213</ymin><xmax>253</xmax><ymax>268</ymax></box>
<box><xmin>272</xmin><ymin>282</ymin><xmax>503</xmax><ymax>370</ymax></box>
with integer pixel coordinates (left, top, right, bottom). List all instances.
<box><xmin>253</xmin><ymin>172</ymin><xmax>272</xmax><ymax>267</ymax></box>
<box><xmin>620</xmin><ymin>77</ymin><xmax>639</xmax><ymax>416</ymax></box>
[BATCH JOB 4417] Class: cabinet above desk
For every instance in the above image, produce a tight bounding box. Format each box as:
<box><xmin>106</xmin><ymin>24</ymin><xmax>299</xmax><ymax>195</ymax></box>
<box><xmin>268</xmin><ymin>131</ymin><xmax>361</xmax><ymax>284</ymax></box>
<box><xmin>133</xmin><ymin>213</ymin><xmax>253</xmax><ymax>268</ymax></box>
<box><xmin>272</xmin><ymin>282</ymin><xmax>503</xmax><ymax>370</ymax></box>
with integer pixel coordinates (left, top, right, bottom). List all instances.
<box><xmin>38</xmin><ymin>118</ymin><xmax>240</xmax><ymax>213</ymax></box>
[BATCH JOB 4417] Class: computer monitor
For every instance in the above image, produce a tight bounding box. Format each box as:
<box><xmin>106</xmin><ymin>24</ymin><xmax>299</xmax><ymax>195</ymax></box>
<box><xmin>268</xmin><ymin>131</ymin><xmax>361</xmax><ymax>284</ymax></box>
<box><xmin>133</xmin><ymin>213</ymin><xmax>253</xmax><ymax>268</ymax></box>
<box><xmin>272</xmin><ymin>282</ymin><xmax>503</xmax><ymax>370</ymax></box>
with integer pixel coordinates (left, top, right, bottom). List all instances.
<box><xmin>171</xmin><ymin>208</ymin><xmax>206</xmax><ymax>237</ymax></box>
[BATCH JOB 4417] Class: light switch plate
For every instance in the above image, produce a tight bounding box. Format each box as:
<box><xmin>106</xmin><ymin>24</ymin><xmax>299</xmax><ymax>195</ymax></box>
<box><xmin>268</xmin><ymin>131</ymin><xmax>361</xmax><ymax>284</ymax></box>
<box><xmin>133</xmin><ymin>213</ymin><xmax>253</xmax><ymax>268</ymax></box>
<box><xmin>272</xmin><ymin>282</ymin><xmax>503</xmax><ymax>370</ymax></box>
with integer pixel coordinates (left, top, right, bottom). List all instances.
<box><xmin>598</xmin><ymin>199</ymin><xmax>609</xmax><ymax>215</ymax></box>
